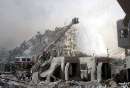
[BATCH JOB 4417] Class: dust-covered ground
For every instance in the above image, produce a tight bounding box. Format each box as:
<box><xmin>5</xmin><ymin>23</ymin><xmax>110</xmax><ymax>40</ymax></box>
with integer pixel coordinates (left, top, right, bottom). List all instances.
<box><xmin>0</xmin><ymin>79</ymin><xmax>129</xmax><ymax>88</ymax></box>
<box><xmin>27</xmin><ymin>80</ymin><xmax>129</xmax><ymax>88</ymax></box>
<box><xmin>0</xmin><ymin>74</ymin><xmax>129</xmax><ymax>88</ymax></box>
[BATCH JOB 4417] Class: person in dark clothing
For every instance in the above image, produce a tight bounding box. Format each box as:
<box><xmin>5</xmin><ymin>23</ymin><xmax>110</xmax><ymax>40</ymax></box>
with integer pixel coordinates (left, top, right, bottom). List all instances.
<box><xmin>39</xmin><ymin>51</ymin><xmax>50</xmax><ymax>63</ymax></box>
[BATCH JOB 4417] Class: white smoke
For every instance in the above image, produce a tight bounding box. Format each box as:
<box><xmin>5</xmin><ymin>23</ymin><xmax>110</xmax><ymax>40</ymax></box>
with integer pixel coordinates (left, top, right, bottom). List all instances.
<box><xmin>0</xmin><ymin>0</ymin><xmax>125</xmax><ymax>56</ymax></box>
<box><xmin>76</xmin><ymin>22</ymin><xmax>107</xmax><ymax>56</ymax></box>
<box><xmin>73</xmin><ymin>0</ymin><xmax>125</xmax><ymax>57</ymax></box>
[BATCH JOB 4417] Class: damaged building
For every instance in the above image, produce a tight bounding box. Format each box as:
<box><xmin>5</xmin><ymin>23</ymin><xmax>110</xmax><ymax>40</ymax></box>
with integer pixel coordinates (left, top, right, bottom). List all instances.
<box><xmin>0</xmin><ymin>1</ymin><xmax>130</xmax><ymax>87</ymax></box>
<box><xmin>30</xmin><ymin>17</ymin><xmax>126</xmax><ymax>86</ymax></box>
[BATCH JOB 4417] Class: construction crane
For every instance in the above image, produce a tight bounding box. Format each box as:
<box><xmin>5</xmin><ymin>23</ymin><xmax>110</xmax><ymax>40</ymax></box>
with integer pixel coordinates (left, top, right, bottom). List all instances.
<box><xmin>44</xmin><ymin>17</ymin><xmax>79</xmax><ymax>52</ymax></box>
<box><xmin>31</xmin><ymin>17</ymin><xmax>79</xmax><ymax>73</ymax></box>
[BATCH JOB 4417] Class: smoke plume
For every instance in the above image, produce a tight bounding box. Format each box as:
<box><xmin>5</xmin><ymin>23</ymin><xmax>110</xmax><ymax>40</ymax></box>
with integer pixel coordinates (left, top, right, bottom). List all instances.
<box><xmin>0</xmin><ymin>0</ymin><xmax>125</xmax><ymax>56</ymax></box>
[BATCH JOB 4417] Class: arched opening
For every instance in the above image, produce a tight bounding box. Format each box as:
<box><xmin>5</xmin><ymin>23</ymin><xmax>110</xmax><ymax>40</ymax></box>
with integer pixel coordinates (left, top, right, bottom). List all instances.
<box><xmin>65</xmin><ymin>62</ymin><xmax>80</xmax><ymax>81</ymax></box>
<box><xmin>80</xmin><ymin>63</ymin><xmax>91</xmax><ymax>81</ymax></box>
<box><xmin>101</xmin><ymin>63</ymin><xmax>111</xmax><ymax>80</ymax></box>
<box><xmin>127</xmin><ymin>69</ymin><xmax>130</xmax><ymax>82</ymax></box>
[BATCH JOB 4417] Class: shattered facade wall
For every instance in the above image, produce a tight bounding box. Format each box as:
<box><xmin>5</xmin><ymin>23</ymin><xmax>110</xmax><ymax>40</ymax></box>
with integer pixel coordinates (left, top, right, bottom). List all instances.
<box><xmin>63</xmin><ymin>27</ymin><xmax>78</xmax><ymax>56</ymax></box>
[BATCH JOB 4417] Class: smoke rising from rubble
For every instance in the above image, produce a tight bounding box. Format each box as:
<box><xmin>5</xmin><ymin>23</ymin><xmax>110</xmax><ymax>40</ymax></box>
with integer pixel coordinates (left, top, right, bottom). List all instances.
<box><xmin>0</xmin><ymin>0</ymin><xmax>125</xmax><ymax>56</ymax></box>
<box><xmin>76</xmin><ymin>23</ymin><xmax>107</xmax><ymax>56</ymax></box>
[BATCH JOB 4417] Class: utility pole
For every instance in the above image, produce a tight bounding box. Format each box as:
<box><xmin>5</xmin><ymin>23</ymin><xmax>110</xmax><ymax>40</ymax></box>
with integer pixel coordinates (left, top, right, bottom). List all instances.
<box><xmin>107</xmin><ymin>48</ymin><xmax>109</xmax><ymax>57</ymax></box>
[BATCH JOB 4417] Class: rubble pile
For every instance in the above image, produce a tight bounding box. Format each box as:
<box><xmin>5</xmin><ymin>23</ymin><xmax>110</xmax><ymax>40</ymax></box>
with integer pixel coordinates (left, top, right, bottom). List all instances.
<box><xmin>30</xmin><ymin>80</ymin><xmax>102</xmax><ymax>88</ymax></box>
<box><xmin>0</xmin><ymin>78</ymin><xmax>26</xmax><ymax>88</ymax></box>
<box><xmin>0</xmin><ymin>74</ymin><xmax>28</xmax><ymax>88</ymax></box>
<box><xmin>29</xmin><ymin>80</ymin><xmax>129</xmax><ymax>88</ymax></box>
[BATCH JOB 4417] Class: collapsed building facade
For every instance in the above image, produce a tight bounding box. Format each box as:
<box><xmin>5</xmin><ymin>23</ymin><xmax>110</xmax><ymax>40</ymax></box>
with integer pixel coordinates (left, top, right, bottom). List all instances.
<box><xmin>30</xmin><ymin>17</ymin><xmax>126</xmax><ymax>86</ymax></box>
<box><xmin>30</xmin><ymin>0</ymin><xmax>130</xmax><ymax>84</ymax></box>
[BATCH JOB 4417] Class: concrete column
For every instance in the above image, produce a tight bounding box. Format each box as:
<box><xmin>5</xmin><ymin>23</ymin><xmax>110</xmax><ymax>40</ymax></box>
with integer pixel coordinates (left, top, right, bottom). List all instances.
<box><xmin>97</xmin><ymin>63</ymin><xmax>102</xmax><ymax>82</ymax></box>
<box><xmin>61</xmin><ymin>57</ymin><xmax>65</xmax><ymax>79</ymax></box>
<box><xmin>65</xmin><ymin>63</ymin><xmax>70</xmax><ymax>81</ymax></box>
<box><xmin>91</xmin><ymin>59</ymin><xmax>96</xmax><ymax>81</ymax></box>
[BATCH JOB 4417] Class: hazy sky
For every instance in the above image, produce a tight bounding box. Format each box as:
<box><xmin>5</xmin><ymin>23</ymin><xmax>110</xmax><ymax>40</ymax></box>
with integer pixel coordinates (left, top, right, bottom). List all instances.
<box><xmin>0</xmin><ymin>0</ymin><xmax>125</xmax><ymax>52</ymax></box>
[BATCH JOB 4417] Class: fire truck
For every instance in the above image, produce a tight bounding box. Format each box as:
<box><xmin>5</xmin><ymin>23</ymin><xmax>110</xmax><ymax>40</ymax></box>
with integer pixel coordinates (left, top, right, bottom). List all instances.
<box><xmin>15</xmin><ymin>57</ymin><xmax>33</xmax><ymax>80</ymax></box>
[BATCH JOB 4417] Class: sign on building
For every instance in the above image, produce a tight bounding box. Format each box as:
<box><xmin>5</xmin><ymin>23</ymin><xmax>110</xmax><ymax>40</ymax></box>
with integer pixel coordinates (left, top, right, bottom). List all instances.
<box><xmin>117</xmin><ymin>19</ymin><xmax>130</xmax><ymax>49</ymax></box>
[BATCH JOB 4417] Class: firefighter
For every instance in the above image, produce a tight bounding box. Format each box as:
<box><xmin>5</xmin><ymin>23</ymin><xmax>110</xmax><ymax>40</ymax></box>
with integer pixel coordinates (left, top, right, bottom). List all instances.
<box><xmin>39</xmin><ymin>51</ymin><xmax>49</xmax><ymax>64</ymax></box>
